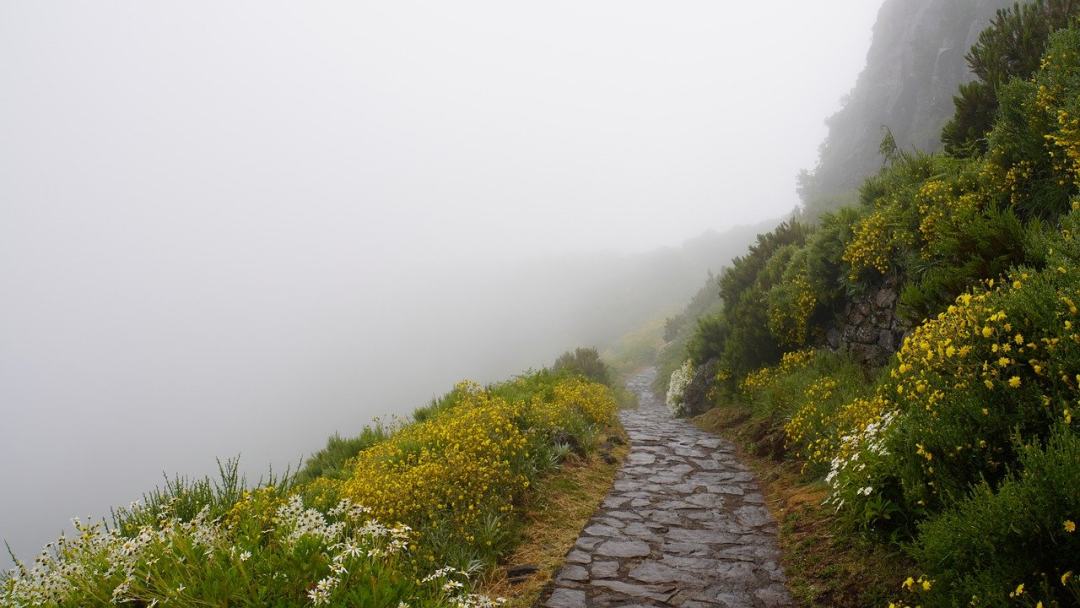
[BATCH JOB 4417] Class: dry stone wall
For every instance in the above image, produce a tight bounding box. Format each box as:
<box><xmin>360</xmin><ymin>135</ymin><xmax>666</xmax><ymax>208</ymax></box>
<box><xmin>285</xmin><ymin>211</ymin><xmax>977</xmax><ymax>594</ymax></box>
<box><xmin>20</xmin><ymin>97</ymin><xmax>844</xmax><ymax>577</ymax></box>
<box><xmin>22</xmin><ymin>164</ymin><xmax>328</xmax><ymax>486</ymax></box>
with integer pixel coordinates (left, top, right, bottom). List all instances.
<box><xmin>826</xmin><ymin>276</ymin><xmax>909</xmax><ymax>366</ymax></box>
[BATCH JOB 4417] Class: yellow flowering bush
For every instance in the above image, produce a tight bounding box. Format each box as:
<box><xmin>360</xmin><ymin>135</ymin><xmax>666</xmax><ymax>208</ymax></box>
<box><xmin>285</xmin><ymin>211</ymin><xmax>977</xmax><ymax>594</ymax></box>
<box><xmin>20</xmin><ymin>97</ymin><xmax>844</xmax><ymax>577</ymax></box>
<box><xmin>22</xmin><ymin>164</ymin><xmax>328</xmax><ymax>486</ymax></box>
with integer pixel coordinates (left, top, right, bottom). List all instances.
<box><xmin>842</xmin><ymin>209</ymin><xmax>894</xmax><ymax>279</ymax></box>
<box><xmin>314</xmin><ymin>374</ymin><xmax>616</xmax><ymax>565</ymax></box>
<box><xmin>914</xmin><ymin>176</ymin><xmax>986</xmax><ymax>253</ymax></box>
<box><xmin>829</xmin><ymin>214</ymin><xmax>1080</xmax><ymax>528</ymax></box>
<box><xmin>766</xmin><ymin>272</ymin><xmax>817</xmax><ymax>347</ymax></box>
<box><xmin>739</xmin><ymin>348</ymin><xmax>816</xmax><ymax>395</ymax></box>
<box><xmin>1037</xmin><ymin>40</ymin><xmax>1080</xmax><ymax>189</ymax></box>
<box><xmin>336</xmin><ymin>383</ymin><xmax>528</xmax><ymax>535</ymax></box>
<box><xmin>986</xmin><ymin>27</ymin><xmax>1080</xmax><ymax>218</ymax></box>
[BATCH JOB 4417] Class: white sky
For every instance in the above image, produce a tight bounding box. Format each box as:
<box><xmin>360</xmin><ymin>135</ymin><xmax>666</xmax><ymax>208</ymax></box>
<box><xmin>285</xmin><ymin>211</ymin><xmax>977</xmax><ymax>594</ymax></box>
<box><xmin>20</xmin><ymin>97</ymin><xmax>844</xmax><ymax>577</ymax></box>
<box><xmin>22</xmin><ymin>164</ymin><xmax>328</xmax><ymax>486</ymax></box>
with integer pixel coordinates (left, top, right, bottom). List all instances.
<box><xmin>0</xmin><ymin>1</ymin><xmax>882</xmax><ymax>562</ymax></box>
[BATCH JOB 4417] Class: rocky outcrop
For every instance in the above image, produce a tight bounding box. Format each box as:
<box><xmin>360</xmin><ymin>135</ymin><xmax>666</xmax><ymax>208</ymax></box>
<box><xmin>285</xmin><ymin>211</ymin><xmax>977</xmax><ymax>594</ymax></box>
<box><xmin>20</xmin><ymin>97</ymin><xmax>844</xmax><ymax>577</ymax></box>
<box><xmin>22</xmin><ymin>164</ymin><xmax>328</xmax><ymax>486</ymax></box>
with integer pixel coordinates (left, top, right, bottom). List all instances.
<box><xmin>800</xmin><ymin>0</ymin><xmax>1013</xmax><ymax>214</ymax></box>
<box><xmin>681</xmin><ymin>358</ymin><xmax>721</xmax><ymax>417</ymax></box>
<box><xmin>826</xmin><ymin>276</ymin><xmax>909</xmax><ymax>366</ymax></box>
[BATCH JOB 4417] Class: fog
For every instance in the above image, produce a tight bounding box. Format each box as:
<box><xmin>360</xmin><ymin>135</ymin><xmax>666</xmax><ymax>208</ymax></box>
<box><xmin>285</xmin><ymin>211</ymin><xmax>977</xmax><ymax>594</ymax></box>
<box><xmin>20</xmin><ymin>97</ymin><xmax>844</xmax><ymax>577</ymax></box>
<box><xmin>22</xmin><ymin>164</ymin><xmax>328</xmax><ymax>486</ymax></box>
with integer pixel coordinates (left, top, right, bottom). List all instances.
<box><xmin>0</xmin><ymin>1</ymin><xmax>881</xmax><ymax>564</ymax></box>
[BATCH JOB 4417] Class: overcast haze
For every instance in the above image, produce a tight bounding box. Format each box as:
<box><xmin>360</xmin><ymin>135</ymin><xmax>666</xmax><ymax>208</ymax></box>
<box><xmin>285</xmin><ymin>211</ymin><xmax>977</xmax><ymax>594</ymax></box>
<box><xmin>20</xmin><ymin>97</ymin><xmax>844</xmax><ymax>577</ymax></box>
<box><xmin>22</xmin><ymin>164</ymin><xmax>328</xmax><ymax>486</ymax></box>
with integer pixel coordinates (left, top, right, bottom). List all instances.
<box><xmin>1</xmin><ymin>1</ymin><xmax>882</xmax><ymax>563</ymax></box>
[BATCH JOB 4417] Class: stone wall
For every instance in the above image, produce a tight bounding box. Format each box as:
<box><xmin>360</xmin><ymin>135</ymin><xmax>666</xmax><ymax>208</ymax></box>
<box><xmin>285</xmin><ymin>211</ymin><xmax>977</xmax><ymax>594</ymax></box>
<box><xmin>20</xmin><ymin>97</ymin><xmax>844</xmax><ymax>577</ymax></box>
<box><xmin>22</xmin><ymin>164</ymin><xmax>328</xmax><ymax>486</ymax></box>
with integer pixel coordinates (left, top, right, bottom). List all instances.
<box><xmin>826</xmin><ymin>276</ymin><xmax>909</xmax><ymax>366</ymax></box>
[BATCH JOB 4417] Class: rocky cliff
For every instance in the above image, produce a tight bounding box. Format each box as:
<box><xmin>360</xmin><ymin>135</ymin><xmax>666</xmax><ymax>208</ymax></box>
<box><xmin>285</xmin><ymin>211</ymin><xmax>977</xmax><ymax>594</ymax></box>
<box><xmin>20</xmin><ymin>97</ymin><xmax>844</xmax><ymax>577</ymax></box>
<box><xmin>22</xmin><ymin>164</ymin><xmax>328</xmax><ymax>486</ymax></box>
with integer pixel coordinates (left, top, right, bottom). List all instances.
<box><xmin>799</xmin><ymin>0</ymin><xmax>1013</xmax><ymax>215</ymax></box>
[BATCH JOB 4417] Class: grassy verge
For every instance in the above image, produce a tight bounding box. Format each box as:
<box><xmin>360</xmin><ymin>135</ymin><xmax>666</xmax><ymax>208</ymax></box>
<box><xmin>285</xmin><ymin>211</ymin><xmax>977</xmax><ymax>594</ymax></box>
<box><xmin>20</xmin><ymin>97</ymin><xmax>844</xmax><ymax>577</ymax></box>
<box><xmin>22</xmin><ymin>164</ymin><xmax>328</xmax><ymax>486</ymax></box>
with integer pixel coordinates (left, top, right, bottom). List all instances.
<box><xmin>479</xmin><ymin>426</ymin><xmax>628</xmax><ymax>607</ymax></box>
<box><xmin>695</xmin><ymin>406</ymin><xmax>909</xmax><ymax>608</ymax></box>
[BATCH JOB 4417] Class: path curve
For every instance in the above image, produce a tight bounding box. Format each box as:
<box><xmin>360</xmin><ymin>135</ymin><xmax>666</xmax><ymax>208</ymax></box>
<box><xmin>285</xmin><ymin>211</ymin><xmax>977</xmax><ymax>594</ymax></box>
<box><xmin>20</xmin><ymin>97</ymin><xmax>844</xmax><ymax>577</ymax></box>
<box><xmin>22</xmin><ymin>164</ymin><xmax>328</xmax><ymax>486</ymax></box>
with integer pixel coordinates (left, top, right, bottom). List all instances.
<box><xmin>542</xmin><ymin>368</ymin><xmax>792</xmax><ymax>608</ymax></box>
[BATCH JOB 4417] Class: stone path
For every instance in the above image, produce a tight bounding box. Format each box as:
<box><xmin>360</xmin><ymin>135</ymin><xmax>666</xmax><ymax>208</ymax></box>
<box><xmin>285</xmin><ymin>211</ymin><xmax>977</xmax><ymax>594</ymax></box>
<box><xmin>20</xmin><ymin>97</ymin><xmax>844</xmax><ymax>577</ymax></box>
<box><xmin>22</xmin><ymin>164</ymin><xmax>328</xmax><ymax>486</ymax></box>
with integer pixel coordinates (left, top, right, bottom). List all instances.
<box><xmin>542</xmin><ymin>368</ymin><xmax>791</xmax><ymax>608</ymax></box>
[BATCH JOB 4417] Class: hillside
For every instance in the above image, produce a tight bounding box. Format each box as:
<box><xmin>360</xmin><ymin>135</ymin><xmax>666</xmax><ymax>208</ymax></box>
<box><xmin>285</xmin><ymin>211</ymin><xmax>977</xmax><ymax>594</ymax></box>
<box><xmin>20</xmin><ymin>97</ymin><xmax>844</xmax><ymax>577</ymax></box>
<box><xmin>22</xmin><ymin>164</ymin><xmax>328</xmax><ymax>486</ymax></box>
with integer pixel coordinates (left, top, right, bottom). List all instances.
<box><xmin>6</xmin><ymin>2</ymin><xmax>1080</xmax><ymax>607</ymax></box>
<box><xmin>659</xmin><ymin>1</ymin><xmax>1080</xmax><ymax>606</ymax></box>
<box><xmin>798</xmin><ymin>0</ymin><xmax>1013</xmax><ymax>216</ymax></box>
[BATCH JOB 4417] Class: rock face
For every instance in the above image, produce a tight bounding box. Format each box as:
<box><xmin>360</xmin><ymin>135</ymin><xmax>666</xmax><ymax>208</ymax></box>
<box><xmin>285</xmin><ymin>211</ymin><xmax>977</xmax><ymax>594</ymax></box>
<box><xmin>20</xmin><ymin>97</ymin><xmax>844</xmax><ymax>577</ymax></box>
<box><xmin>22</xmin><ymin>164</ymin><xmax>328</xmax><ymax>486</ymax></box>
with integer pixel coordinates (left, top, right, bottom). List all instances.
<box><xmin>801</xmin><ymin>0</ymin><xmax>1013</xmax><ymax>213</ymax></box>
<box><xmin>827</xmin><ymin>276</ymin><xmax>909</xmax><ymax>366</ymax></box>
<box><xmin>542</xmin><ymin>369</ymin><xmax>791</xmax><ymax>608</ymax></box>
<box><xmin>680</xmin><ymin>358</ymin><xmax>720</xmax><ymax>417</ymax></box>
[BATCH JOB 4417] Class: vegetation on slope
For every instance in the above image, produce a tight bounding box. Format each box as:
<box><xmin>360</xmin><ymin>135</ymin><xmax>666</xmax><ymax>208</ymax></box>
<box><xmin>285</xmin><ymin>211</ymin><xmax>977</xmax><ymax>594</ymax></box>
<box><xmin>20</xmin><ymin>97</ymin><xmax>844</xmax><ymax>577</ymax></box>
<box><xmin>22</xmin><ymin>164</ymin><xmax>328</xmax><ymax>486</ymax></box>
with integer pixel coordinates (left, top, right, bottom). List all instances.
<box><xmin>2</xmin><ymin>350</ymin><xmax>620</xmax><ymax>607</ymax></box>
<box><xmin>661</xmin><ymin>10</ymin><xmax>1080</xmax><ymax>607</ymax></box>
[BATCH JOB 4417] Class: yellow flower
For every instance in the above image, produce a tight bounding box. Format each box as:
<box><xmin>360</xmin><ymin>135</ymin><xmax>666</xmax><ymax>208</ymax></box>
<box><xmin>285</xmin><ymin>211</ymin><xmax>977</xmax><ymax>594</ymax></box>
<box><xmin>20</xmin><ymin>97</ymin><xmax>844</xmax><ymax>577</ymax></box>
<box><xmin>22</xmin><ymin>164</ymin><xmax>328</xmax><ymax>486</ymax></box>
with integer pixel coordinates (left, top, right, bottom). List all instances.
<box><xmin>984</xmin><ymin>379</ymin><xmax>994</xmax><ymax>390</ymax></box>
<box><xmin>982</xmin><ymin>326</ymin><xmax>994</xmax><ymax>338</ymax></box>
<box><xmin>903</xmin><ymin>576</ymin><xmax>915</xmax><ymax>591</ymax></box>
<box><xmin>1063</xmin><ymin>570</ymin><xmax>1073</xmax><ymax>585</ymax></box>
<box><xmin>1014</xmin><ymin>583</ymin><xmax>1025</xmax><ymax>596</ymax></box>
<box><xmin>1008</xmin><ymin>376</ymin><xmax>1022</xmax><ymax>388</ymax></box>
<box><xmin>921</xmin><ymin>579</ymin><xmax>931</xmax><ymax>591</ymax></box>
<box><xmin>1066</xmin><ymin>519</ymin><xmax>1076</xmax><ymax>533</ymax></box>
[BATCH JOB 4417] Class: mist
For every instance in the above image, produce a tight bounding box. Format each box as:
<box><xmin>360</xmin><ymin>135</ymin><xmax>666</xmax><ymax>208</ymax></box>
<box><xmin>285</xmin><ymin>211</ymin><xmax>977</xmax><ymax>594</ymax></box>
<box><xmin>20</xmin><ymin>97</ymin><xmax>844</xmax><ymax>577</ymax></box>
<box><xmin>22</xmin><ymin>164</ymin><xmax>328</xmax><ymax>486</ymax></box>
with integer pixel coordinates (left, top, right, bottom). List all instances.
<box><xmin>1</xmin><ymin>1</ymin><xmax>881</xmax><ymax>564</ymax></box>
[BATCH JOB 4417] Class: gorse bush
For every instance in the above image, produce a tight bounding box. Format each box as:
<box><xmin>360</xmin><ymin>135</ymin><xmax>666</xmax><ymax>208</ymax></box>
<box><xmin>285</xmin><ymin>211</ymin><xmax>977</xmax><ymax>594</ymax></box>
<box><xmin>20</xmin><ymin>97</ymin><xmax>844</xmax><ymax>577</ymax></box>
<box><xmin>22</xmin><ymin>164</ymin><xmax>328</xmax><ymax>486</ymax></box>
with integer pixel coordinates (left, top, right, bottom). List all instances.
<box><xmin>906</xmin><ymin>427</ymin><xmax>1080</xmax><ymax>608</ymax></box>
<box><xmin>942</xmin><ymin>0</ymin><xmax>1080</xmax><ymax>156</ymax></box>
<box><xmin>297</xmin><ymin>373</ymin><xmax>616</xmax><ymax>571</ymax></box>
<box><xmin>828</xmin><ymin>215</ymin><xmax>1080</xmax><ymax>528</ymax></box>
<box><xmin>3</xmin><ymin>372</ymin><xmax>617</xmax><ymax>607</ymax></box>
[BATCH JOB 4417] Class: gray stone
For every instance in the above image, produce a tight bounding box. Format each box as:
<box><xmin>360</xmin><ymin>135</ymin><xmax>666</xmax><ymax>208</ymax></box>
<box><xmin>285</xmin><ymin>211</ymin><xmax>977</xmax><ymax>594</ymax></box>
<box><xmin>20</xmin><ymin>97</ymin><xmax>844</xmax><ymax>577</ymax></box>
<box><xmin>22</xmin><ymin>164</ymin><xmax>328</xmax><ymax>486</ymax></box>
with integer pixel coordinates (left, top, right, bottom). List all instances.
<box><xmin>583</xmin><ymin>524</ymin><xmax>622</xmax><ymax>537</ymax></box>
<box><xmin>595</xmin><ymin>540</ymin><xmax>651</xmax><ymax>558</ymax></box>
<box><xmin>545</xmin><ymin>587</ymin><xmax>586</xmax><ymax>608</ymax></box>
<box><xmin>591</xmin><ymin>560</ymin><xmax>619</xmax><ymax>578</ymax></box>
<box><xmin>565</xmin><ymin>549</ymin><xmax>591</xmax><ymax>564</ymax></box>
<box><xmin>589</xmin><ymin>580</ymin><xmax>677</xmax><ymax>602</ymax></box>
<box><xmin>557</xmin><ymin>564</ymin><xmax>589</xmax><ymax>582</ymax></box>
<box><xmin>628</xmin><ymin>560</ymin><xmax>691</xmax><ymax>583</ymax></box>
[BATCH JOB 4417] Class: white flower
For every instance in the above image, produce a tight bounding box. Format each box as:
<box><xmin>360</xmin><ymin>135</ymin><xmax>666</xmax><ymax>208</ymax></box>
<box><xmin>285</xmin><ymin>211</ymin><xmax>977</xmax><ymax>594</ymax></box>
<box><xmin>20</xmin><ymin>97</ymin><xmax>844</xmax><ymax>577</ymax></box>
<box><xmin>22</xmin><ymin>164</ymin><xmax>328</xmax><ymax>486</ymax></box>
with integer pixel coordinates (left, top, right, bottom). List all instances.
<box><xmin>666</xmin><ymin>360</ymin><xmax>695</xmax><ymax>416</ymax></box>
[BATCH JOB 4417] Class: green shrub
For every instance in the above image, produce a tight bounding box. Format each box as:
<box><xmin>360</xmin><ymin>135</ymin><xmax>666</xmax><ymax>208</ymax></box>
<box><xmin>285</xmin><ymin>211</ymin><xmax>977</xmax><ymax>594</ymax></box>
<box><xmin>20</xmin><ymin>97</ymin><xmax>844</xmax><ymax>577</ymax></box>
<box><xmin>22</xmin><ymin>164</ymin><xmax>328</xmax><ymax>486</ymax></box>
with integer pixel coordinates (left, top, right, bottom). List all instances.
<box><xmin>551</xmin><ymin>346</ymin><xmax>613</xmax><ymax>386</ymax></box>
<box><xmin>905</xmin><ymin>427</ymin><xmax>1080</xmax><ymax>608</ymax></box>
<box><xmin>942</xmin><ymin>0</ymin><xmax>1080</xmax><ymax>156</ymax></box>
<box><xmin>986</xmin><ymin>26</ymin><xmax>1080</xmax><ymax>220</ymax></box>
<box><xmin>900</xmin><ymin>204</ymin><xmax>1027</xmax><ymax>322</ymax></box>
<box><xmin>828</xmin><ymin>213</ymin><xmax>1080</xmax><ymax>533</ymax></box>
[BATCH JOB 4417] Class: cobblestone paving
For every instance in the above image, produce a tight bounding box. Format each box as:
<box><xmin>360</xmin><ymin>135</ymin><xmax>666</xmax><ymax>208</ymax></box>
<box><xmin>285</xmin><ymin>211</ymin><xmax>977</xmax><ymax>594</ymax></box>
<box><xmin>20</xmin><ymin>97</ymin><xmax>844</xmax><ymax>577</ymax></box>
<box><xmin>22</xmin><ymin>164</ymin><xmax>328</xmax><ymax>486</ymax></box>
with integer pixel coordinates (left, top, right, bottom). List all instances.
<box><xmin>542</xmin><ymin>368</ymin><xmax>792</xmax><ymax>608</ymax></box>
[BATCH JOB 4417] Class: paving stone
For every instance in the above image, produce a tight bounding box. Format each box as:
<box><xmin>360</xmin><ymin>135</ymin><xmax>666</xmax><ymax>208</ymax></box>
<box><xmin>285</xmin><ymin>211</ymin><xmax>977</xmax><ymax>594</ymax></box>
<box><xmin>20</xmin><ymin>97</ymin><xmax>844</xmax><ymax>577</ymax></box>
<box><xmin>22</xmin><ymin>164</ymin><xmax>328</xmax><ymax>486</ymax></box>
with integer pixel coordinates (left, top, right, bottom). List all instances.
<box><xmin>545</xmin><ymin>587</ymin><xmax>586</xmax><ymax>608</ymax></box>
<box><xmin>584</xmin><ymin>523</ymin><xmax>623</xmax><ymax>537</ymax></box>
<box><xmin>596</xmin><ymin>540</ymin><xmax>651</xmax><ymax>558</ymax></box>
<box><xmin>591</xmin><ymin>560</ymin><xmax>620</xmax><ymax>578</ymax></box>
<box><xmin>629</xmin><ymin>560</ymin><xmax>694</xmax><ymax>583</ymax></box>
<box><xmin>540</xmin><ymin>368</ymin><xmax>793</xmax><ymax>608</ymax></box>
<box><xmin>565</xmin><ymin>549</ymin><xmax>591</xmax><ymax>564</ymax></box>
<box><xmin>557</xmin><ymin>564</ymin><xmax>589</xmax><ymax>582</ymax></box>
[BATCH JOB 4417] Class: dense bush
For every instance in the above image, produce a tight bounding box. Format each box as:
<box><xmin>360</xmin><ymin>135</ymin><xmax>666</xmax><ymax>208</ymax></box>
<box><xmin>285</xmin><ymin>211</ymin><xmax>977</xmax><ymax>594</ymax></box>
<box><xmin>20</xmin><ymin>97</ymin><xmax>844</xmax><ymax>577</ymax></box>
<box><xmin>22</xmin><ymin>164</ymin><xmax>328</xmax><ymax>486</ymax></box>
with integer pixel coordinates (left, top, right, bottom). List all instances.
<box><xmin>828</xmin><ymin>219</ymin><xmax>1080</xmax><ymax>527</ymax></box>
<box><xmin>906</xmin><ymin>427</ymin><xmax>1080</xmax><ymax>608</ymax></box>
<box><xmin>551</xmin><ymin>347</ymin><xmax>613</xmax><ymax>386</ymax></box>
<box><xmin>986</xmin><ymin>27</ymin><xmax>1080</xmax><ymax>219</ymax></box>
<box><xmin>942</xmin><ymin>0</ymin><xmax>1080</xmax><ymax>156</ymax></box>
<box><xmin>307</xmin><ymin>374</ymin><xmax>615</xmax><ymax>569</ymax></box>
